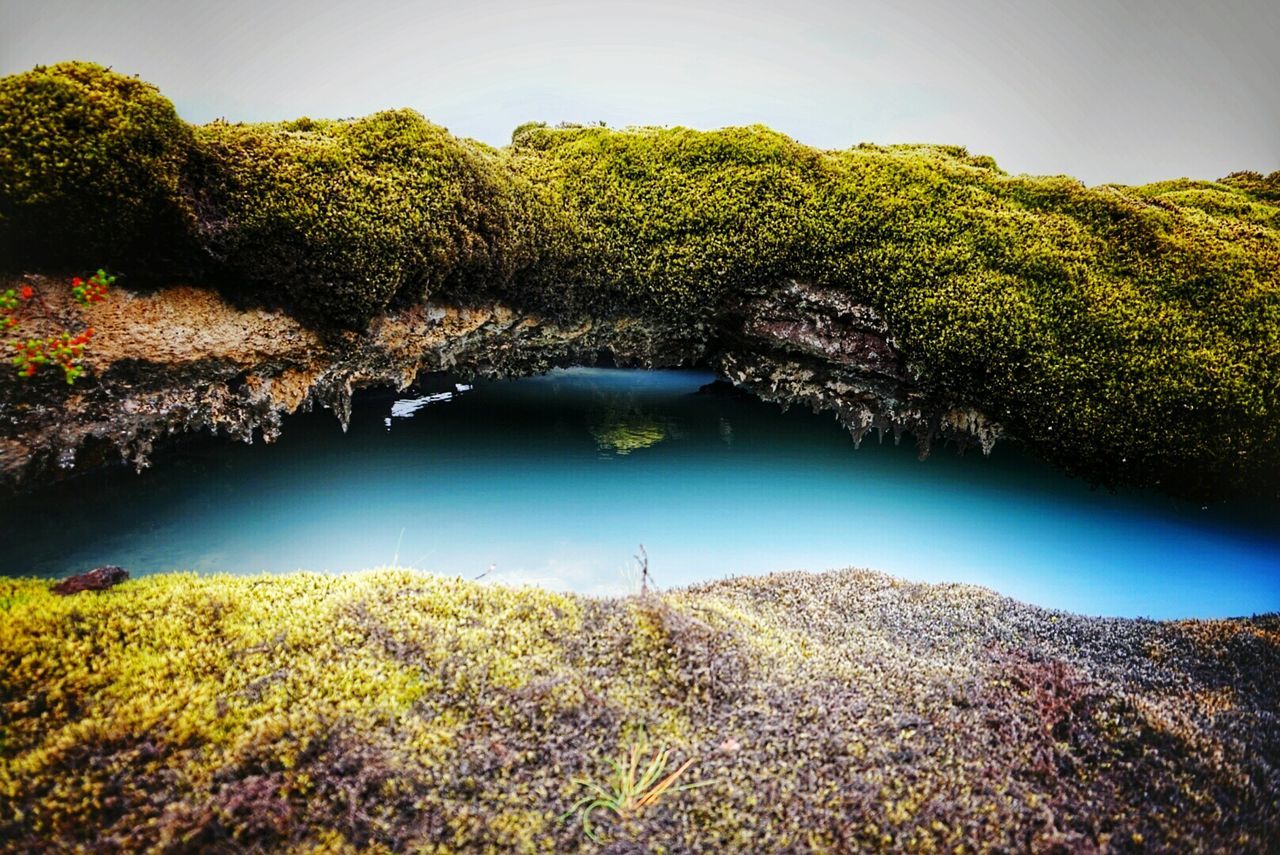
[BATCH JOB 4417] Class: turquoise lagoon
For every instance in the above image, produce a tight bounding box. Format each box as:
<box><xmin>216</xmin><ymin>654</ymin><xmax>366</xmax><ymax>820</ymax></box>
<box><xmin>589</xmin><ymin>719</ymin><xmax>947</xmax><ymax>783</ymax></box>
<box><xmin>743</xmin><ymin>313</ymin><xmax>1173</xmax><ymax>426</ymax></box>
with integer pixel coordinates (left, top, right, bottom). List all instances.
<box><xmin>2</xmin><ymin>368</ymin><xmax>1277</xmax><ymax>619</ymax></box>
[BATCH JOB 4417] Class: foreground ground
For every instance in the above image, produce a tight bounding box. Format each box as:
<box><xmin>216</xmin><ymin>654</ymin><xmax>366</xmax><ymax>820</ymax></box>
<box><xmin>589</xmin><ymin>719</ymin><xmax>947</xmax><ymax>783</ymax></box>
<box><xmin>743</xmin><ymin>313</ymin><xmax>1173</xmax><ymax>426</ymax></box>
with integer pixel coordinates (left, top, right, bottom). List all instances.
<box><xmin>0</xmin><ymin>568</ymin><xmax>1277</xmax><ymax>852</ymax></box>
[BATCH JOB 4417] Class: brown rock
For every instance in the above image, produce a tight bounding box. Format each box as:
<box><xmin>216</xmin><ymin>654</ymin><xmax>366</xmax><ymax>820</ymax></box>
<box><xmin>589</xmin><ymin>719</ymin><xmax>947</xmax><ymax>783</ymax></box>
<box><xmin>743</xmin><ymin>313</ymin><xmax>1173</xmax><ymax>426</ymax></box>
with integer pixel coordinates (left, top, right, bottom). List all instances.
<box><xmin>51</xmin><ymin>565</ymin><xmax>128</xmax><ymax>595</ymax></box>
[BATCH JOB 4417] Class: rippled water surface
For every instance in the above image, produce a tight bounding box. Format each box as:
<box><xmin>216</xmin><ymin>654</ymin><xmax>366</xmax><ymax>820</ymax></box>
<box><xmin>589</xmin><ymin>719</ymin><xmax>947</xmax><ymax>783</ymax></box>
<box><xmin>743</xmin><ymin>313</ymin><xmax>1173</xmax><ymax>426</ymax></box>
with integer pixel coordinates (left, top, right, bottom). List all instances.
<box><xmin>3</xmin><ymin>368</ymin><xmax>1278</xmax><ymax>618</ymax></box>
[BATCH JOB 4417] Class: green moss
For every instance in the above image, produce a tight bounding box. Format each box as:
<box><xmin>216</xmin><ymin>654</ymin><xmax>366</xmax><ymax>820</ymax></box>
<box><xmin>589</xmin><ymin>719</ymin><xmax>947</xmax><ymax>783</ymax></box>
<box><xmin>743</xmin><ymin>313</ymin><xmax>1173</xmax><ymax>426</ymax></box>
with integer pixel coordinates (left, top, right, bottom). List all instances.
<box><xmin>189</xmin><ymin>110</ymin><xmax>563</xmax><ymax>327</ymax></box>
<box><xmin>512</xmin><ymin>124</ymin><xmax>825</xmax><ymax>321</ymax></box>
<box><xmin>0</xmin><ymin>62</ymin><xmax>192</xmax><ymax>272</ymax></box>
<box><xmin>520</xmin><ymin>125</ymin><xmax>1280</xmax><ymax>492</ymax></box>
<box><xmin>1</xmin><ymin>568</ymin><xmax>1276</xmax><ymax>851</ymax></box>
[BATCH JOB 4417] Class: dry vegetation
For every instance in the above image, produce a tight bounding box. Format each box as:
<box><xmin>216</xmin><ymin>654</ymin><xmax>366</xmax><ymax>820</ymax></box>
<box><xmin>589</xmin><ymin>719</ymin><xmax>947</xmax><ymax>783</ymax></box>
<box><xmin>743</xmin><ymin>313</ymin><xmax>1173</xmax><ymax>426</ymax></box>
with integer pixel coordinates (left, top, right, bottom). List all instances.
<box><xmin>1</xmin><ymin>568</ymin><xmax>1276</xmax><ymax>852</ymax></box>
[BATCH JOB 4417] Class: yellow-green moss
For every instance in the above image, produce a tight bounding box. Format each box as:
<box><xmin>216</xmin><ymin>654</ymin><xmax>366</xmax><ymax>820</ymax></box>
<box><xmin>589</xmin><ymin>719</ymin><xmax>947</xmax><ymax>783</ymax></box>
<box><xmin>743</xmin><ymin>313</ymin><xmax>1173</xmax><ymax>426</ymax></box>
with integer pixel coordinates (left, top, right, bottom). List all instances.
<box><xmin>1</xmin><ymin>569</ymin><xmax>1277</xmax><ymax>852</ymax></box>
<box><xmin>0</xmin><ymin>61</ymin><xmax>192</xmax><ymax>271</ymax></box>
<box><xmin>187</xmin><ymin>110</ymin><xmax>568</xmax><ymax>327</ymax></box>
<box><xmin>522</xmin><ymin>125</ymin><xmax>1280</xmax><ymax>492</ymax></box>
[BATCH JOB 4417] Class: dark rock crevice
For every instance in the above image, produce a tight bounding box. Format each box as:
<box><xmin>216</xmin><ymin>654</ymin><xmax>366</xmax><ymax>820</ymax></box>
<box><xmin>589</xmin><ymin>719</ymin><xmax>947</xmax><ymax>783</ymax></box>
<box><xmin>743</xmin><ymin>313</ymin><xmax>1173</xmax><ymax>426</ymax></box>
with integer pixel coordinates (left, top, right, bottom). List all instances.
<box><xmin>711</xmin><ymin>279</ymin><xmax>1001</xmax><ymax>458</ymax></box>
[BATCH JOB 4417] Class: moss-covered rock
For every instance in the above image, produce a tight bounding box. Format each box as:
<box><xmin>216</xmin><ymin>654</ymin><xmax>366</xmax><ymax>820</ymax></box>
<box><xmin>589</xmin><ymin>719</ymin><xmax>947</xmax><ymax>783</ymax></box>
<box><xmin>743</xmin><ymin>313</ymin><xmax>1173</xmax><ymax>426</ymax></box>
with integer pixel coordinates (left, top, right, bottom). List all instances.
<box><xmin>1</xmin><ymin>64</ymin><xmax>1277</xmax><ymax>493</ymax></box>
<box><xmin>0</xmin><ymin>62</ymin><xmax>192</xmax><ymax>272</ymax></box>
<box><xmin>510</xmin><ymin>124</ymin><xmax>826</xmax><ymax>323</ymax></box>
<box><xmin>521</xmin><ymin>127</ymin><xmax>1280</xmax><ymax>492</ymax></box>
<box><xmin>0</xmin><ymin>568</ymin><xmax>1276</xmax><ymax>851</ymax></box>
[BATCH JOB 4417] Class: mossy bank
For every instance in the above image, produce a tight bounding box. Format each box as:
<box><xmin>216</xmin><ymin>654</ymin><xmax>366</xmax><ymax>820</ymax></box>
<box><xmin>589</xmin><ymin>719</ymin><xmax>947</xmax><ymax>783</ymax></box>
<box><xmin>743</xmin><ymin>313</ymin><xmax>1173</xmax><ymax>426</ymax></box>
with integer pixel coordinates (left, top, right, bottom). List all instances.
<box><xmin>2</xmin><ymin>61</ymin><xmax>1279</xmax><ymax>496</ymax></box>
<box><xmin>1</xmin><ymin>568</ymin><xmax>1277</xmax><ymax>852</ymax></box>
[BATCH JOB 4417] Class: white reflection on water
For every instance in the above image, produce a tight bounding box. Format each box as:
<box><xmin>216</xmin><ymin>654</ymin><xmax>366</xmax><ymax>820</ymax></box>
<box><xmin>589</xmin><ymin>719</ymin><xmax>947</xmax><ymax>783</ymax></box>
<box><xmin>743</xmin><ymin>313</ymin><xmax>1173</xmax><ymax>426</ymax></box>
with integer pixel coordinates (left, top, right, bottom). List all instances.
<box><xmin>384</xmin><ymin>384</ymin><xmax>474</xmax><ymax>429</ymax></box>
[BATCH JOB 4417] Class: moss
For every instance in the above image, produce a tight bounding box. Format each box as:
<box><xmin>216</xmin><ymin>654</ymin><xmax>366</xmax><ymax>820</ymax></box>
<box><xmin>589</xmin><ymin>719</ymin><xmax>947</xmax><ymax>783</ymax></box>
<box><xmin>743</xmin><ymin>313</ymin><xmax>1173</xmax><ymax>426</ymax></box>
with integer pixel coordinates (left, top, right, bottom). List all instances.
<box><xmin>189</xmin><ymin>110</ymin><xmax>562</xmax><ymax>327</ymax></box>
<box><xmin>1</xmin><ymin>568</ymin><xmax>1277</xmax><ymax>852</ymax></box>
<box><xmin>511</xmin><ymin>124</ymin><xmax>826</xmax><ymax>322</ymax></box>
<box><xmin>0</xmin><ymin>62</ymin><xmax>192</xmax><ymax>273</ymax></box>
<box><xmin>1218</xmin><ymin>169</ymin><xmax>1280</xmax><ymax>203</ymax></box>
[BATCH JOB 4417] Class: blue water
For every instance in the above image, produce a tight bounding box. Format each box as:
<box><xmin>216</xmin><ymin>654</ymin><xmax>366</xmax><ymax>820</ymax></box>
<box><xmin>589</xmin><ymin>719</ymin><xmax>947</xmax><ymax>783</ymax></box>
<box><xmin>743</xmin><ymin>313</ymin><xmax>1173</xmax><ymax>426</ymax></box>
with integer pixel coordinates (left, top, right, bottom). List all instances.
<box><xmin>2</xmin><ymin>367</ymin><xmax>1277</xmax><ymax>619</ymax></box>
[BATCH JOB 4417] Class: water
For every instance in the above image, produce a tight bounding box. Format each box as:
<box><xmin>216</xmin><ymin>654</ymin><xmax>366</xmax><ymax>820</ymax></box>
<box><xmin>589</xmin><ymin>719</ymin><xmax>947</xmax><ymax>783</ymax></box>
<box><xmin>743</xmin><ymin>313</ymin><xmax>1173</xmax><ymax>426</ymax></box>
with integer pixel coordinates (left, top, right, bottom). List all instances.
<box><xmin>2</xmin><ymin>368</ymin><xmax>1277</xmax><ymax>619</ymax></box>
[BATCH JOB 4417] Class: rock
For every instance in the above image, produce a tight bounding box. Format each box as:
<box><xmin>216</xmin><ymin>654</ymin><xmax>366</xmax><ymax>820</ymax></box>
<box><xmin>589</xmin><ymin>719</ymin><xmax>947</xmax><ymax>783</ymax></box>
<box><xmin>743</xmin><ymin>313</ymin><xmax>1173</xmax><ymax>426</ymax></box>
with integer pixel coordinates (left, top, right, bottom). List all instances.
<box><xmin>0</xmin><ymin>283</ymin><xmax>705</xmax><ymax>493</ymax></box>
<box><xmin>0</xmin><ymin>276</ymin><xmax>1001</xmax><ymax>494</ymax></box>
<box><xmin>715</xmin><ymin>279</ymin><xmax>1003</xmax><ymax>457</ymax></box>
<box><xmin>52</xmin><ymin>565</ymin><xmax>128</xmax><ymax>595</ymax></box>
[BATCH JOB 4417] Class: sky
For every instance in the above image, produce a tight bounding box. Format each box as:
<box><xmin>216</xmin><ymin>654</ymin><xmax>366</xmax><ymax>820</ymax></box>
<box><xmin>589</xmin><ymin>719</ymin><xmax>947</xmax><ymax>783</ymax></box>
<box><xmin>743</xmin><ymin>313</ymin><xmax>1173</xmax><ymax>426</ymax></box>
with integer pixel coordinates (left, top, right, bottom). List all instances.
<box><xmin>2</xmin><ymin>0</ymin><xmax>1277</xmax><ymax>185</ymax></box>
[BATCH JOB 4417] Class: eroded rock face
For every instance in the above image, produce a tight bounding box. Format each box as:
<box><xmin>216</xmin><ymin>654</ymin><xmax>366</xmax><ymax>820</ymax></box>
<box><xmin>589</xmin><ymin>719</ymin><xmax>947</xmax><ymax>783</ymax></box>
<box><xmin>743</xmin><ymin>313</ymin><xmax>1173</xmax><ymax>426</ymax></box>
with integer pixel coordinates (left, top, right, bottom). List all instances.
<box><xmin>716</xmin><ymin>280</ymin><xmax>1001</xmax><ymax>457</ymax></box>
<box><xmin>0</xmin><ymin>276</ymin><xmax>997</xmax><ymax>493</ymax></box>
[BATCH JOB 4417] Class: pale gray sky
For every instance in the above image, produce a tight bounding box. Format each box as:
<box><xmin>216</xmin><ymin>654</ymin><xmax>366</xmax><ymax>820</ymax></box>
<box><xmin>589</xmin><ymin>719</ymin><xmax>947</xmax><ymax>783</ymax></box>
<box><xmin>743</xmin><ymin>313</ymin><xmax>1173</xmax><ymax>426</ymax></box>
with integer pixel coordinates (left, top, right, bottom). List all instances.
<box><xmin>2</xmin><ymin>0</ymin><xmax>1277</xmax><ymax>185</ymax></box>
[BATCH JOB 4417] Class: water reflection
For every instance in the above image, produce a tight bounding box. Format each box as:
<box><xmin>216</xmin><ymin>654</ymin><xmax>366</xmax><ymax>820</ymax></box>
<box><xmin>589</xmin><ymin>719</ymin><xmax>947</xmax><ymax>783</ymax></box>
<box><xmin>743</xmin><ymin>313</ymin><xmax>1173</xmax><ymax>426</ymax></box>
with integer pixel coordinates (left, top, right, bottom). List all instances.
<box><xmin>590</xmin><ymin>407</ymin><xmax>671</xmax><ymax>456</ymax></box>
<box><xmin>384</xmin><ymin>383</ymin><xmax>473</xmax><ymax>429</ymax></box>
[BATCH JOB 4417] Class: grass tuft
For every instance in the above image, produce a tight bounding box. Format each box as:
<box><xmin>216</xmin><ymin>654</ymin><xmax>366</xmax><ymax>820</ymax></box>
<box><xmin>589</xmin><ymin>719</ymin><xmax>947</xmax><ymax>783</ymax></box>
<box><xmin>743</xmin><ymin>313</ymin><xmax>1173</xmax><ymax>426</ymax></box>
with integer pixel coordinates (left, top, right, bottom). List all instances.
<box><xmin>560</xmin><ymin>743</ymin><xmax>714</xmax><ymax>842</ymax></box>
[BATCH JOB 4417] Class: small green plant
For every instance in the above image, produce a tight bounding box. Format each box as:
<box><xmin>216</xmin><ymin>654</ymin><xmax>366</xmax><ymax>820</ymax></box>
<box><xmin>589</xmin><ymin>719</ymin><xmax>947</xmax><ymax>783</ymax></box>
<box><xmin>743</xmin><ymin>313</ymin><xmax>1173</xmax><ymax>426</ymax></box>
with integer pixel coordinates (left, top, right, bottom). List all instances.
<box><xmin>70</xmin><ymin>269</ymin><xmax>113</xmax><ymax>304</ymax></box>
<box><xmin>2</xmin><ymin>271</ymin><xmax>108</xmax><ymax>384</ymax></box>
<box><xmin>560</xmin><ymin>744</ymin><xmax>713</xmax><ymax>842</ymax></box>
